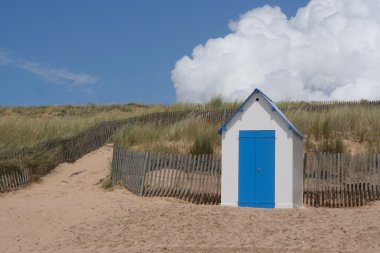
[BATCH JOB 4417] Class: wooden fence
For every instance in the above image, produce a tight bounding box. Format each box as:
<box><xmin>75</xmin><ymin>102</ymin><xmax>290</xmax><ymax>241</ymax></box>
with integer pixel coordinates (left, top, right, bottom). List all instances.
<box><xmin>112</xmin><ymin>147</ymin><xmax>380</xmax><ymax>207</ymax></box>
<box><xmin>0</xmin><ymin>150</ymin><xmax>30</xmax><ymax>192</ymax></box>
<box><xmin>112</xmin><ymin>147</ymin><xmax>221</xmax><ymax>205</ymax></box>
<box><xmin>2</xmin><ymin>104</ymin><xmax>380</xmax><ymax>204</ymax></box>
<box><xmin>0</xmin><ymin>109</ymin><xmax>233</xmax><ymax>193</ymax></box>
<box><xmin>277</xmin><ymin>100</ymin><xmax>380</xmax><ymax>112</ymax></box>
<box><xmin>0</xmin><ymin>169</ymin><xmax>29</xmax><ymax>192</ymax></box>
<box><xmin>304</xmin><ymin>153</ymin><xmax>380</xmax><ymax>207</ymax></box>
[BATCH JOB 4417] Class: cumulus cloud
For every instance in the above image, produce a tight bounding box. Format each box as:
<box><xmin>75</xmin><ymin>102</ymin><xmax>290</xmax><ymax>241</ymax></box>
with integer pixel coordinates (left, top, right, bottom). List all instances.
<box><xmin>172</xmin><ymin>0</ymin><xmax>380</xmax><ymax>102</ymax></box>
<box><xmin>0</xmin><ymin>49</ymin><xmax>98</xmax><ymax>86</ymax></box>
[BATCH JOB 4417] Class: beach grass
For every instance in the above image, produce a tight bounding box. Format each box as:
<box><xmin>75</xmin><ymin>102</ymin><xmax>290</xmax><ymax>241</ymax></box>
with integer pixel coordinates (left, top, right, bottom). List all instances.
<box><xmin>112</xmin><ymin>101</ymin><xmax>380</xmax><ymax>154</ymax></box>
<box><xmin>112</xmin><ymin>118</ymin><xmax>221</xmax><ymax>155</ymax></box>
<box><xmin>1</xmin><ymin>101</ymin><xmax>380</xmax><ymax>156</ymax></box>
<box><xmin>0</xmin><ymin>103</ymin><xmax>165</xmax><ymax>153</ymax></box>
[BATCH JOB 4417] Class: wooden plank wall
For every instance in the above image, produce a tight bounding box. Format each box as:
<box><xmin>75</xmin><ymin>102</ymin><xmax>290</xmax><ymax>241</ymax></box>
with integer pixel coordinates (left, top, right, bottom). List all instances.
<box><xmin>112</xmin><ymin>146</ymin><xmax>221</xmax><ymax>205</ymax></box>
<box><xmin>304</xmin><ymin>153</ymin><xmax>380</xmax><ymax>207</ymax></box>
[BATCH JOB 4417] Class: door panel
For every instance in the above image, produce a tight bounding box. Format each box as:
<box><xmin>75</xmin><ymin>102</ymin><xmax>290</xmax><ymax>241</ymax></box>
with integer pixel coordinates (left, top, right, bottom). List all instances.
<box><xmin>238</xmin><ymin>130</ymin><xmax>275</xmax><ymax>208</ymax></box>
<box><xmin>255</xmin><ymin>136</ymin><xmax>275</xmax><ymax>208</ymax></box>
<box><xmin>238</xmin><ymin>137</ymin><xmax>256</xmax><ymax>206</ymax></box>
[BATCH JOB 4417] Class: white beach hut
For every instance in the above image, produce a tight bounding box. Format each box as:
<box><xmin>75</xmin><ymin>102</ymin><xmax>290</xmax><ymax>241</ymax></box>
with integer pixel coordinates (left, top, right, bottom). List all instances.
<box><xmin>218</xmin><ymin>88</ymin><xmax>304</xmax><ymax>208</ymax></box>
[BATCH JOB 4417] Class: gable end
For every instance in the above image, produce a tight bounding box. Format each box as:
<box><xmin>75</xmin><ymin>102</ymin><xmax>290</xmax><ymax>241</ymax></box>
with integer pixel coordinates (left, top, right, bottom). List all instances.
<box><xmin>218</xmin><ymin>88</ymin><xmax>303</xmax><ymax>139</ymax></box>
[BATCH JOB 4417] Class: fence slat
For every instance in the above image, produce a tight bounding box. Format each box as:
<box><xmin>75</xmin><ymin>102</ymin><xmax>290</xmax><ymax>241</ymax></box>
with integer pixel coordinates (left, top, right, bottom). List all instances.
<box><xmin>145</xmin><ymin>151</ymin><xmax>153</xmax><ymax>196</ymax></box>
<box><xmin>204</xmin><ymin>154</ymin><xmax>213</xmax><ymax>204</ymax></box>
<box><xmin>192</xmin><ymin>154</ymin><xmax>203</xmax><ymax>204</ymax></box>
<box><xmin>197</xmin><ymin>155</ymin><xmax>208</xmax><ymax>204</ymax></box>
<box><xmin>139</xmin><ymin>152</ymin><xmax>149</xmax><ymax>196</ymax></box>
<box><xmin>377</xmin><ymin>154</ymin><xmax>380</xmax><ymax>200</ymax></box>
<box><xmin>144</xmin><ymin>153</ymin><xmax>154</xmax><ymax>196</ymax></box>
<box><xmin>151</xmin><ymin>152</ymin><xmax>160</xmax><ymax>196</ymax></box>
<box><xmin>175</xmin><ymin>154</ymin><xmax>184</xmax><ymax>198</ymax></box>
<box><xmin>152</xmin><ymin>153</ymin><xmax>163</xmax><ymax>197</ymax></box>
<box><xmin>173</xmin><ymin>154</ymin><xmax>183</xmax><ymax>197</ymax></box>
<box><xmin>163</xmin><ymin>153</ymin><xmax>173</xmax><ymax>197</ymax></box>
<box><xmin>157</xmin><ymin>154</ymin><xmax>167</xmax><ymax>197</ymax></box>
<box><xmin>179</xmin><ymin>155</ymin><xmax>188</xmax><ymax>197</ymax></box>
<box><xmin>167</xmin><ymin>154</ymin><xmax>178</xmax><ymax>198</ymax></box>
<box><xmin>179</xmin><ymin>155</ymin><xmax>189</xmax><ymax>199</ymax></box>
<box><xmin>211</xmin><ymin>154</ymin><xmax>219</xmax><ymax>205</ymax></box>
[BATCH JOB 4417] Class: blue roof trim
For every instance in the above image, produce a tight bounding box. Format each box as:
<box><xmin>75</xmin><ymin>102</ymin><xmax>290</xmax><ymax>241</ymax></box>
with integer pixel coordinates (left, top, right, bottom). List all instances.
<box><xmin>217</xmin><ymin>89</ymin><xmax>259</xmax><ymax>135</ymax></box>
<box><xmin>217</xmin><ymin>88</ymin><xmax>304</xmax><ymax>138</ymax></box>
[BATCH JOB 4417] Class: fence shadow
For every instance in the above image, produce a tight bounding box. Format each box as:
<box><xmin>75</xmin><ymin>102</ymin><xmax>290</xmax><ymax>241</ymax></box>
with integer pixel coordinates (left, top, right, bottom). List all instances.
<box><xmin>112</xmin><ymin>147</ymin><xmax>221</xmax><ymax>205</ymax></box>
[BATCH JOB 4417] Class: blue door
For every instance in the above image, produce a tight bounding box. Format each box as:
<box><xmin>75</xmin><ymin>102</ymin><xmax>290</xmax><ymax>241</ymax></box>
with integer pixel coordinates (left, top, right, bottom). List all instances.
<box><xmin>238</xmin><ymin>130</ymin><xmax>275</xmax><ymax>208</ymax></box>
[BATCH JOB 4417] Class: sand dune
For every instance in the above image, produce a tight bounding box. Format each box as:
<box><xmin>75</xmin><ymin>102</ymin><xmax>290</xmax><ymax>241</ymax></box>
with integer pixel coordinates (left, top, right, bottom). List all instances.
<box><xmin>0</xmin><ymin>145</ymin><xmax>379</xmax><ymax>253</ymax></box>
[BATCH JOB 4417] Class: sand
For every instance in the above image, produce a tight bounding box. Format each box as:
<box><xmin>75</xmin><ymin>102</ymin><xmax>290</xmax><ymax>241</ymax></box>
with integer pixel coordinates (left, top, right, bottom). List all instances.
<box><xmin>0</xmin><ymin>145</ymin><xmax>379</xmax><ymax>253</ymax></box>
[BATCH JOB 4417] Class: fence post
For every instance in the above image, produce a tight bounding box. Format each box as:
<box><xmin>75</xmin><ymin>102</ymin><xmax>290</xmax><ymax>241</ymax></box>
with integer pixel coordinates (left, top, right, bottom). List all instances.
<box><xmin>111</xmin><ymin>146</ymin><xmax>117</xmax><ymax>186</ymax></box>
<box><xmin>303</xmin><ymin>153</ymin><xmax>307</xmax><ymax>205</ymax></box>
<box><xmin>163</xmin><ymin>153</ymin><xmax>173</xmax><ymax>197</ymax></box>
<box><xmin>179</xmin><ymin>155</ymin><xmax>189</xmax><ymax>199</ymax></box>
<box><xmin>377</xmin><ymin>154</ymin><xmax>380</xmax><ymax>200</ymax></box>
<box><xmin>315</xmin><ymin>153</ymin><xmax>320</xmax><ymax>207</ymax></box>
<box><xmin>167</xmin><ymin>154</ymin><xmax>178</xmax><ymax>197</ymax></box>
<box><xmin>139</xmin><ymin>152</ymin><xmax>149</xmax><ymax>196</ymax></box>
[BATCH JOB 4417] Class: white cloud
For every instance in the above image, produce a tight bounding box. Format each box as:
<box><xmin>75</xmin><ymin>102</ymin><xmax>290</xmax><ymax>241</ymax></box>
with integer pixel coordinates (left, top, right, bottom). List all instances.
<box><xmin>172</xmin><ymin>0</ymin><xmax>380</xmax><ymax>102</ymax></box>
<box><xmin>16</xmin><ymin>61</ymin><xmax>98</xmax><ymax>85</ymax></box>
<box><xmin>0</xmin><ymin>49</ymin><xmax>98</xmax><ymax>86</ymax></box>
<box><xmin>0</xmin><ymin>49</ymin><xmax>12</xmax><ymax>65</ymax></box>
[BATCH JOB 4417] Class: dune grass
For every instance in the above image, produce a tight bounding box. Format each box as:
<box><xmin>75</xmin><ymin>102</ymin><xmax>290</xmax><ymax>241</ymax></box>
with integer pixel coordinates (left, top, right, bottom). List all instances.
<box><xmin>113</xmin><ymin>102</ymin><xmax>380</xmax><ymax>155</ymax></box>
<box><xmin>2</xmin><ymin>99</ymin><xmax>378</xmax><ymax>184</ymax></box>
<box><xmin>0</xmin><ymin>98</ymin><xmax>240</xmax><ymax>154</ymax></box>
<box><xmin>0</xmin><ymin>103</ymin><xmax>164</xmax><ymax>153</ymax></box>
<box><xmin>280</xmin><ymin>103</ymin><xmax>380</xmax><ymax>153</ymax></box>
<box><xmin>1</xmin><ymin>100</ymin><xmax>379</xmax><ymax>156</ymax></box>
<box><xmin>112</xmin><ymin>119</ymin><xmax>221</xmax><ymax>155</ymax></box>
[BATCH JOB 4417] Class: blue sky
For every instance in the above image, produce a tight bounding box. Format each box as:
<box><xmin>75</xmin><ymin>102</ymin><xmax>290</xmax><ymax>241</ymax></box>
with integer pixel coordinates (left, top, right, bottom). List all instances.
<box><xmin>0</xmin><ymin>0</ymin><xmax>310</xmax><ymax>106</ymax></box>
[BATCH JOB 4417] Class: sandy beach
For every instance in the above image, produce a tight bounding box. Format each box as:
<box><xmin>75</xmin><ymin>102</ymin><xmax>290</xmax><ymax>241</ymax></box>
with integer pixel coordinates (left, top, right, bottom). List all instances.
<box><xmin>0</xmin><ymin>145</ymin><xmax>379</xmax><ymax>253</ymax></box>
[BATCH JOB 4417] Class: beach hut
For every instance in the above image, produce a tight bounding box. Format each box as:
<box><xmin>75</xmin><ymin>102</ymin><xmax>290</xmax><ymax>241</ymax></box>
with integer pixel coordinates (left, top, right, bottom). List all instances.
<box><xmin>218</xmin><ymin>88</ymin><xmax>304</xmax><ymax>208</ymax></box>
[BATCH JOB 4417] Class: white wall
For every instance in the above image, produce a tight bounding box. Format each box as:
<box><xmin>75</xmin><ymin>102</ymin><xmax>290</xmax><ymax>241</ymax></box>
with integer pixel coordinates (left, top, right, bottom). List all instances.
<box><xmin>221</xmin><ymin>92</ymin><xmax>296</xmax><ymax>208</ymax></box>
<box><xmin>292</xmin><ymin>135</ymin><xmax>304</xmax><ymax>208</ymax></box>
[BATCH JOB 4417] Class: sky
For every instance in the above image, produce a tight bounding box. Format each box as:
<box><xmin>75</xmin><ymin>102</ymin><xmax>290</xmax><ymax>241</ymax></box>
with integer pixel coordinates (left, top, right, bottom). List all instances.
<box><xmin>173</xmin><ymin>0</ymin><xmax>380</xmax><ymax>102</ymax></box>
<box><xmin>0</xmin><ymin>0</ymin><xmax>310</xmax><ymax>106</ymax></box>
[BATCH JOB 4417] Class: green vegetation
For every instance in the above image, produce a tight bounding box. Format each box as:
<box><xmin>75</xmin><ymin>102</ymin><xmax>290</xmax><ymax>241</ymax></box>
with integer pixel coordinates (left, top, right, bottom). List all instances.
<box><xmin>0</xmin><ymin>100</ymin><xmax>240</xmax><ymax>154</ymax></box>
<box><xmin>2</xmin><ymin>98</ymin><xmax>378</xmax><ymax>185</ymax></box>
<box><xmin>112</xmin><ymin>119</ymin><xmax>220</xmax><ymax>155</ymax></box>
<box><xmin>0</xmin><ymin>103</ymin><xmax>164</xmax><ymax>153</ymax></box>
<box><xmin>190</xmin><ymin>135</ymin><xmax>214</xmax><ymax>155</ymax></box>
<box><xmin>1</xmin><ymin>100</ymin><xmax>380</xmax><ymax>157</ymax></box>
<box><xmin>112</xmin><ymin>101</ymin><xmax>380</xmax><ymax>155</ymax></box>
<box><xmin>280</xmin><ymin>102</ymin><xmax>380</xmax><ymax>153</ymax></box>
